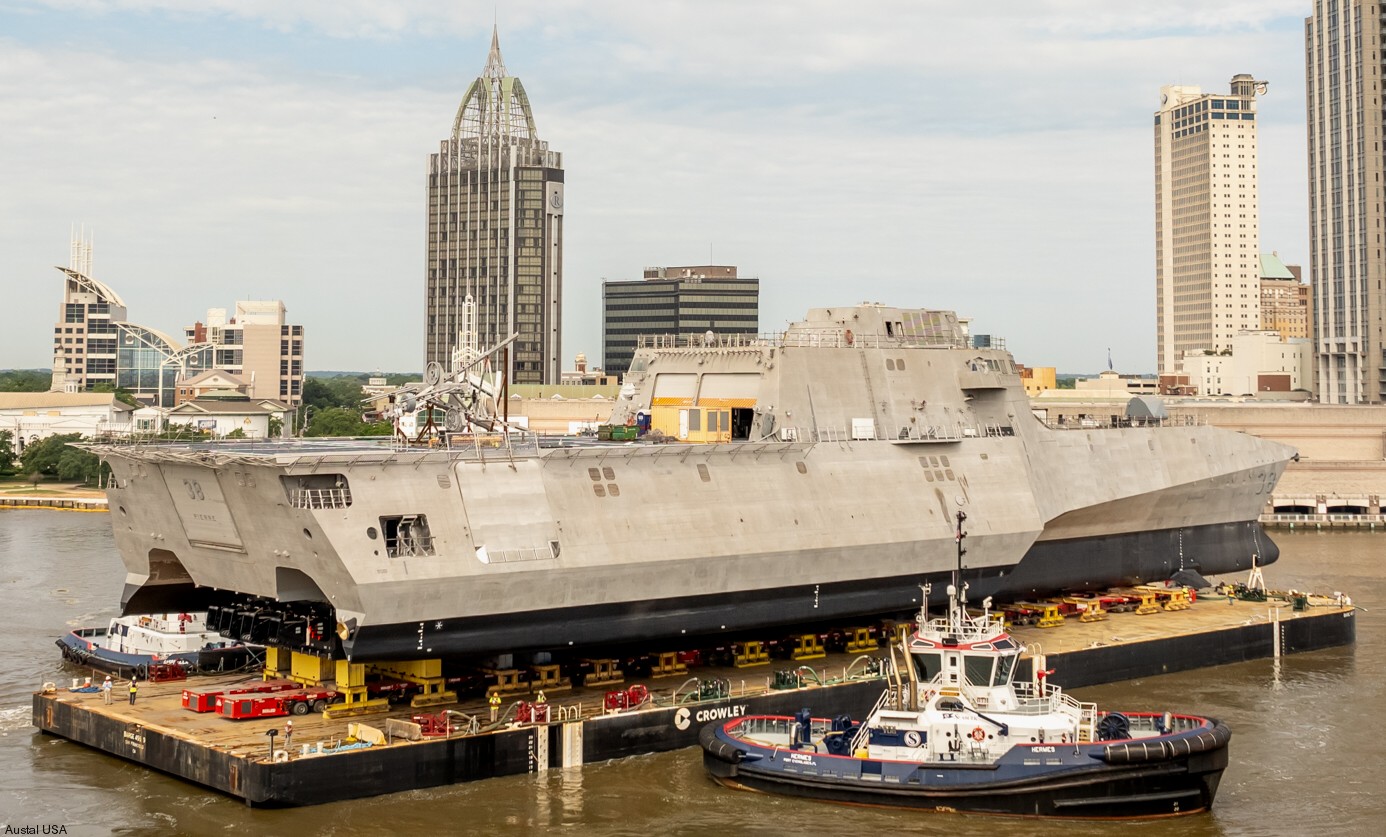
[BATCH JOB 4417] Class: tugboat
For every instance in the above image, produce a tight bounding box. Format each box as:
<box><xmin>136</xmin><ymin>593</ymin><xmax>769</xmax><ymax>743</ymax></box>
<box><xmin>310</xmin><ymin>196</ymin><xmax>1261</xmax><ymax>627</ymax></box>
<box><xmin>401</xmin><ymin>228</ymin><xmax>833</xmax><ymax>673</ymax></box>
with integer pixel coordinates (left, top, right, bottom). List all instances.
<box><xmin>57</xmin><ymin>612</ymin><xmax>260</xmax><ymax>679</ymax></box>
<box><xmin>700</xmin><ymin>511</ymin><xmax>1231</xmax><ymax>818</ymax></box>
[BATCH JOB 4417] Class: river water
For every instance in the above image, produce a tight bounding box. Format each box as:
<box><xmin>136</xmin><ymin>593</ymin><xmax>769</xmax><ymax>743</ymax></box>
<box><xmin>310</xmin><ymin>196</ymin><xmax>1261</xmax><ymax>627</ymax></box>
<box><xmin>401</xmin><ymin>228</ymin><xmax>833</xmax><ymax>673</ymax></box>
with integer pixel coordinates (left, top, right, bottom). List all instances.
<box><xmin>0</xmin><ymin>510</ymin><xmax>1380</xmax><ymax>836</ymax></box>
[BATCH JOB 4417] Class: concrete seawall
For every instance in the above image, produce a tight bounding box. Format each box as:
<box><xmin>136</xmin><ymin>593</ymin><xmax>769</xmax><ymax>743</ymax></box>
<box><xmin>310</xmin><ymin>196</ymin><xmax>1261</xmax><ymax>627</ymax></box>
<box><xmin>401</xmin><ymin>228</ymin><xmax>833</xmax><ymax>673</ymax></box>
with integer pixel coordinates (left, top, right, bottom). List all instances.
<box><xmin>0</xmin><ymin>496</ymin><xmax>107</xmax><ymax>512</ymax></box>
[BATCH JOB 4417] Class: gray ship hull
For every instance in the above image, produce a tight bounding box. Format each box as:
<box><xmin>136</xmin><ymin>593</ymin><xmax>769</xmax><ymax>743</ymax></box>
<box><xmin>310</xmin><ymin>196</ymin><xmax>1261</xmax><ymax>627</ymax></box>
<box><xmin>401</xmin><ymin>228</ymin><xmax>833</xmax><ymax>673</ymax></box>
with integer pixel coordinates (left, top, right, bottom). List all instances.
<box><xmin>93</xmin><ymin>304</ymin><xmax>1295</xmax><ymax>661</ymax></box>
<box><xmin>120</xmin><ymin>518</ymin><xmax>1271</xmax><ymax>660</ymax></box>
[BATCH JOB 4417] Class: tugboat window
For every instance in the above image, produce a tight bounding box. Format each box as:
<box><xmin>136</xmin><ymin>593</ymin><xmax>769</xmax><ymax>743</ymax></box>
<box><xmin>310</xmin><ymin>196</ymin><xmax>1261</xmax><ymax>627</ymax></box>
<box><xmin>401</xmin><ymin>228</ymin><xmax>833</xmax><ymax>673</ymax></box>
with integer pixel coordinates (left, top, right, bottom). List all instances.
<box><xmin>964</xmin><ymin>655</ymin><xmax>994</xmax><ymax>687</ymax></box>
<box><xmin>995</xmin><ymin>654</ymin><xmax>1017</xmax><ymax>685</ymax></box>
<box><xmin>912</xmin><ymin>652</ymin><xmax>942</xmax><ymax>681</ymax></box>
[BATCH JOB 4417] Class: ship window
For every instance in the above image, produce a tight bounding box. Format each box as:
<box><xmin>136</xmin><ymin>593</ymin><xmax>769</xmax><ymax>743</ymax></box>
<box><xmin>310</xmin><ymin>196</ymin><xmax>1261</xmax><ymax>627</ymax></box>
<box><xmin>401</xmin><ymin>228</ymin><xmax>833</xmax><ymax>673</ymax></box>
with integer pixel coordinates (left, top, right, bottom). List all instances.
<box><xmin>588</xmin><ymin>468</ymin><xmax>601</xmax><ymax>481</ymax></box>
<box><xmin>995</xmin><ymin>654</ymin><xmax>1017</xmax><ymax>685</ymax></box>
<box><xmin>593</xmin><ymin>484</ymin><xmax>606</xmax><ymax>497</ymax></box>
<box><xmin>896</xmin><ymin>358</ymin><xmax>906</xmax><ymax>370</ymax></box>
<box><xmin>929</xmin><ymin>456</ymin><xmax>940</xmax><ymax>466</ymax></box>
<box><xmin>912</xmin><ymin>652</ymin><xmax>942</xmax><ymax>681</ymax></box>
<box><xmin>886</xmin><ymin>359</ymin><xmax>896</xmax><ymax>371</ymax></box>
<box><xmin>697</xmin><ymin>464</ymin><xmax>711</xmax><ymax>482</ymax></box>
<box><xmin>924</xmin><ymin>470</ymin><xmax>935</xmax><ymax>483</ymax></box>
<box><xmin>282</xmin><ymin>474</ymin><xmax>352</xmax><ymax>509</ymax></box>
<box><xmin>608</xmin><ymin>484</ymin><xmax>620</xmax><ymax>497</ymax></box>
<box><xmin>366</xmin><ymin>527</ymin><xmax>378</xmax><ymax>540</ymax></box>
<box><xmin>964</xmin><ymin>655</ymin><xmax>994</xmax><ymax>687</ymax></box>
<box><xmin>379</xmin><ymin>514</ymin><xmax>435</xmax><ymax>558</ymax></box>
<box><xmin>939</xmin><ymin>456</ymin><xmax>949</xmax><ymax>467</ymax></box>
<box><xmin>796</xmin><ymin>462</ymin><xmax>807</xmax><ymax>474</ymax></box>
<box><xmin>602</xmin><ymin>466</ymin><xmax>615</xmax><ymax>480</ymax></box>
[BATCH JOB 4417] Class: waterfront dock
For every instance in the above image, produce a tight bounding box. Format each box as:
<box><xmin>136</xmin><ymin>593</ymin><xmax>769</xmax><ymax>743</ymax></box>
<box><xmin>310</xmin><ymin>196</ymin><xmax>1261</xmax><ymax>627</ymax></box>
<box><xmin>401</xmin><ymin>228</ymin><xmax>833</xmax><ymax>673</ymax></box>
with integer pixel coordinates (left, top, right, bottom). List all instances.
<box><xmin>0</xmin><ymin>495</ymin><xmax>107</xmax><ymax>511</ymax></box>
<box><xmin>34</xmin><ymin>595</ymin><xmax>1355</xmax><ymax>807</ymax></box>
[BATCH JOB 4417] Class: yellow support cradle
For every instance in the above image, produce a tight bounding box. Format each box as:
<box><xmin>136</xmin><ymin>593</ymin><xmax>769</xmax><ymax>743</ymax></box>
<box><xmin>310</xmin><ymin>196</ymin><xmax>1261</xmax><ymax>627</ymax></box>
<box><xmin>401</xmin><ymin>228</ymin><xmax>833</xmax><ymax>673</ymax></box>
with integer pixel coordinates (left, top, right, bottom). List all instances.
<box><xmin>790</xmin><ymin>634</ymin><xmax>826</xmax><ymax>661</ymax></box>
<box><xmin>734</xmin><ymin>641</ymin><xmax>771</xmax><ymax>668</ymax></box>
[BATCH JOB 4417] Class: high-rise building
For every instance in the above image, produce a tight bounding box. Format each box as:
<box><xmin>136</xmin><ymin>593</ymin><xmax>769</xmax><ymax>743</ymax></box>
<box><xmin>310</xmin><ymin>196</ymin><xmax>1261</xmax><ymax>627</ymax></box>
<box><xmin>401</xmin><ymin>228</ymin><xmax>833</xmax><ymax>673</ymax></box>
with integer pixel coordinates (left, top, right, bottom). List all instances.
<box><xmin>1154</xmin><ymin>74</ymin><xmax>1267</xmax><ymax>376</ymax></box>
<box><xmin>425</xmin><ymin>28</ymin><xmax>564</xmax><ymax>384</ymax></box>
<box><xmin>602</xmin><ymin>265</ymin><xmax>759</xmax><ymax>380</ymax></box>
<box><xmin>47</xmin><ymin>236</ymin><xmax>303</xmax><ymax>407</ymax></box>
<box><xmin>1259</xmin><ymin>253</ymin><xmax>1311</xmax><ymax>340</ymax></box>
<box><xmin>183</xmin><ymin>301</ymin><xmax>305</xmax><ymax>406</ymax></box>
<box><xmin>1306</xmin><ymin>2</ymin><xmax>1386</xmax><ymax>403</ymax></box>
<box><xmin>49</xmin><ymin>235</ymin><xmax>208</xmax><ymax>407</ymax></box>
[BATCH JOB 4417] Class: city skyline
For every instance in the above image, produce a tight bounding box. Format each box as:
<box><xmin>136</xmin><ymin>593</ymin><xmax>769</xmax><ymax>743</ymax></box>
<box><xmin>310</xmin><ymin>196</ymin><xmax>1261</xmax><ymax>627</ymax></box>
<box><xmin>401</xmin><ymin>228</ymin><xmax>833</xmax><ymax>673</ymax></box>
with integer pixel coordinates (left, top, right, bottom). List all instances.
<box><xmin>425</xmin><ymin>29</ymin><xmax>565</xmax><ymax>385</ymax></box>
<box><xmin>1154</xmin><ymin>74</ymin><xmax>1266</xmax><ymax>377</ymax></box>
<box><xmin>1306</xmin><ymin>0</ymin><xmax>1386</xmax><ymax>404</ymax></box>
<box><xmin>0</xmin><ymin>2</ymin><xmax>1314</xmax><ymax>375</ymax></box>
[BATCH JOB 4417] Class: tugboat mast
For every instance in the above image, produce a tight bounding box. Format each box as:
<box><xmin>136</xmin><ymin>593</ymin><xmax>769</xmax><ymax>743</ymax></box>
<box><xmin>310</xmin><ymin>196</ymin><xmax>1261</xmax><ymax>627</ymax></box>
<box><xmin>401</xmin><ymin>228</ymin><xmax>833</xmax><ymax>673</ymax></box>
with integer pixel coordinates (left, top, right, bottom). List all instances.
<box><xmin>951</xmin><ymin>510</ymin><xmax>968</xmax><ymax>628</ymax></box>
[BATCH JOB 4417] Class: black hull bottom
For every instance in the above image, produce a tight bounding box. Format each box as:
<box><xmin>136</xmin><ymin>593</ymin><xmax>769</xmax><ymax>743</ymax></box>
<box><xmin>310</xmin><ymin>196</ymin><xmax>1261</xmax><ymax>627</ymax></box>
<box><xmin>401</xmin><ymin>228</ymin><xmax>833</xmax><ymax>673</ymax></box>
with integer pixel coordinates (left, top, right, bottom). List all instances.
<box><xmin>704</xmin><ymin>753</ymin><xmax>1226</xmax><ymax>819</ymax></box>
<box><xmin>138</xmin><ymin>520</ymin><xmax>1277</xmax><ymax>660</ymax></box>
<box><xmin>57</xmin><ymin>639</ymin><xmax>257</xmax><ymax>679</ymax></box>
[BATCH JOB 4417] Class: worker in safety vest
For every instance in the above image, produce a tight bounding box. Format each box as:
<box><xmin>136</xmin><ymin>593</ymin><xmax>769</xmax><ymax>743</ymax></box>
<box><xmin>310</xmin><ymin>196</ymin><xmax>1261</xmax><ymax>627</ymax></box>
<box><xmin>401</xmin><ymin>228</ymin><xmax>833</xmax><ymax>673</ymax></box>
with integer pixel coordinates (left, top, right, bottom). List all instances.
<box><xmin>128</xmin><ymin>678</ymin><xmax>138</xmax><ymax>705</ymax></box>
<box><xmin>488</xmin><ymin>692</ymin><xmax>501</xmax><ymax>722</ymax></box>
<box><xmin>284</xmin><ymin>719</ymin><xmax>293</xmax><ymax>748</ymax></box>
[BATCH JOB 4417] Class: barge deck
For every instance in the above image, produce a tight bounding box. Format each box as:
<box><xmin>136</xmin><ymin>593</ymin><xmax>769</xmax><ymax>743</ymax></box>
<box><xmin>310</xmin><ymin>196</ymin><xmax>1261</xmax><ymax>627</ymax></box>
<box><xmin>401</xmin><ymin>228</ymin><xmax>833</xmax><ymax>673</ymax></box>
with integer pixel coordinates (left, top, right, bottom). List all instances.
<box><xmin>34</xmin><ymin>596</ymin><xmax>1356</xmax><ymax>807</ymax></box>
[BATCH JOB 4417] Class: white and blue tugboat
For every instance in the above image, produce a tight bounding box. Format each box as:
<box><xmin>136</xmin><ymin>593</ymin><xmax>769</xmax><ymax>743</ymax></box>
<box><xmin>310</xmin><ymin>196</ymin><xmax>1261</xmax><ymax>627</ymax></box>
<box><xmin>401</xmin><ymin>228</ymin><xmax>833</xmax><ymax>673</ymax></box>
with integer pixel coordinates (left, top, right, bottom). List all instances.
<box><xmin>700</xmin><ymin>512</ymin><xmax>1231</xmax><ymax>818</ymax></box>
<box><xmin>58</xmin><ymin>612</ymin><xmax>260</xmax><ymax>679</ymax></box>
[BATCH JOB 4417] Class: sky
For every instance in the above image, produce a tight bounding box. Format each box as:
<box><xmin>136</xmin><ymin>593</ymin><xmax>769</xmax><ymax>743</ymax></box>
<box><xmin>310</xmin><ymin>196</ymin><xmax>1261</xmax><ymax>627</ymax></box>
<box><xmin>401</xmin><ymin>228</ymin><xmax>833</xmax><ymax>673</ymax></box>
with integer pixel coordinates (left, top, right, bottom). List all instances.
<box><xmin>0</xmin><ymin>1</ymin><xmax>1315</xmax><ymax>375</ymax></box>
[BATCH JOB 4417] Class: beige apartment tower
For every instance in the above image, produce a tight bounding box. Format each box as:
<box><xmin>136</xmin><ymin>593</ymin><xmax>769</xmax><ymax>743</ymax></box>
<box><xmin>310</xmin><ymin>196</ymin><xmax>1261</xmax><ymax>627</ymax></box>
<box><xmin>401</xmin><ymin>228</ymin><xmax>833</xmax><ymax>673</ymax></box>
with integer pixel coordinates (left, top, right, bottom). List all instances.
<box><xmin>1306</xmin><ymin>1</ymin><xmax>1386</xmax><ymax>403</ymax></box>
<box><xmin>183</xmin><ymin>301</ymin><xmax>305</xmax><ymax>406</ymax></box>
<box><xmin>425</xmin><ymin>28</ymin><xmax>563</xmax><ymax>385</ymax></box>
<box><xmin>1154</xmin><ymin>75</ymin><xmax>1267</xmax><ymax>376</ymax></box>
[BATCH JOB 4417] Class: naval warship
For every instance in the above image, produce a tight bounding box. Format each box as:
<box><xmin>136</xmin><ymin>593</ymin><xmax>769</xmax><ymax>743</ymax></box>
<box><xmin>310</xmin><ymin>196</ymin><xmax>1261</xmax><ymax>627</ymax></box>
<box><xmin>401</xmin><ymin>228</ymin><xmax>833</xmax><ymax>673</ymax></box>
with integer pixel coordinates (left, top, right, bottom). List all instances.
<box><xmin>92</xmin><ymin>305</ymin><xmax>1294</xmax><ymax>661</ymax></box>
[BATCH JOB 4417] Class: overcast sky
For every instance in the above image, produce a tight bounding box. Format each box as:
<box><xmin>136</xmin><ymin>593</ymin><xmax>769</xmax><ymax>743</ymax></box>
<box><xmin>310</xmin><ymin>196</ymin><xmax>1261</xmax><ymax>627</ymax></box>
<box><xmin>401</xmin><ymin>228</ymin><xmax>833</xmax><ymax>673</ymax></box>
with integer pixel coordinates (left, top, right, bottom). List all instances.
<box><xmin>0</xmin><ymin>1</ymin><xmax>1312</xmax><ymax>375</ymax></box>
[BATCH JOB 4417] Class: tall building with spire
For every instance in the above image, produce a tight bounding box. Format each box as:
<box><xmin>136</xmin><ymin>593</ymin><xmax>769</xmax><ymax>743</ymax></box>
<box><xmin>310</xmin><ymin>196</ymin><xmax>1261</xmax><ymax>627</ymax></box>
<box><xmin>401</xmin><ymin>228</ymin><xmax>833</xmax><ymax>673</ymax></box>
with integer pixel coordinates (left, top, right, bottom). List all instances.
<box><xmin>1154</xmin><ymin>74</ymin><xmax>1267</xmax><ymax>377</ymax></box>
<box><xmin>425</xmin><ymin>28</ymin><xmax>564</xmax><ymax>384</ymax></box>
<box><xmin>1306</xmin><ymin>2</ymin><xmax>1386</xmax><ymax>403</ymax></box>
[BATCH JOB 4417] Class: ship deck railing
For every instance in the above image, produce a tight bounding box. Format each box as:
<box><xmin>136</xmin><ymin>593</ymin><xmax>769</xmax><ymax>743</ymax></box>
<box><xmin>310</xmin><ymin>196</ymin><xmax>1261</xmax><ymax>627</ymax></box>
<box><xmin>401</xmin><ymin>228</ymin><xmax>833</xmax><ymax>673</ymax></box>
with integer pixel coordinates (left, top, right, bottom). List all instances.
<box><xmin>86</xmin><ymin>431</ymin><xmax>545</xmax><ymax>466</ymax></box>
<box><xmin>785</xmin><ymin>422</ymin><xmax>1014</xmax><ymax>444</ymax></box>
<box><xmin>1010</xmin><ymin>682</ymin><xmax>1096</xmax><ymax>734</ymax></box>
<box><xmin>635</xmin><ymin>330</ymin><xmax>989</xmax><ymax>351</ymax></box>
<box><xmin>289</xmin><ymin>487</ymin><xmax>353</xmax><ymax>510</ymax></box>
<box><xmin>1041</xmin><ymin>414</ymin><xmax>1208</xmax><ymax>430</ymax></box>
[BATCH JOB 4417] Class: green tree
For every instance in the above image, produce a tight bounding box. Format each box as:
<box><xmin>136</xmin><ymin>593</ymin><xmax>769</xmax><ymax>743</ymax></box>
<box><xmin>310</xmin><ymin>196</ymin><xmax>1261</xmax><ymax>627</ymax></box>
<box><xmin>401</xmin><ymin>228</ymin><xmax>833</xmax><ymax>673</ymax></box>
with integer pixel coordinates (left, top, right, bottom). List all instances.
<box><xmin>268</xmin><ymin>415</ymin><xmax>284</xmax><ymax>438</ymax></box>
<box><xmin>0</xmin><ymin>370</ymin><xmax>51</xmax><ymax>391</ymax></box>
<box><xmin>0</xmin><ymin>429</ymin><xmax>15</xmax><ymax>475</ymax></box>
<box><xmin>20</xmin><ymin>434</ymin><xmax>82</xmax><ymax>476</ymax></box>
<box><xmin>90</xmin><ymin>383</ymin><xmax>142</xmax><ymax>408</ymax></box>
<box><xmin>17</xmin><ymin>433</ymin><xmax>108</xmax><ymax>485</ymax></box>
<box><xmin>304</xmin><ymin>407</ymin><xmax>366</xmax><ymax>437</ymax></box>
<box><xmin>304</xmin><ymin>407</ymin><xmax>394</xmax><ymax>437</ymax></box>
<box><xmin>56</xmin><ymin>445</ymin><xmax>108</xmax><ymax>485</ymax></box>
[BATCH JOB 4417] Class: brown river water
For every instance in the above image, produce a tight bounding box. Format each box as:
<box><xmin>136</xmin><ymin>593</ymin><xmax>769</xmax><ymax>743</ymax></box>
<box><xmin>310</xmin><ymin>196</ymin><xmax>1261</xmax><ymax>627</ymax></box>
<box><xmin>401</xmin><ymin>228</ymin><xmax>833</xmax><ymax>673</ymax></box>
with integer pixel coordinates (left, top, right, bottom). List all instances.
<box><xmin>0</xmin><ymin>510</ymin><xmax>1380</xmax><ymax>836</ymax></box>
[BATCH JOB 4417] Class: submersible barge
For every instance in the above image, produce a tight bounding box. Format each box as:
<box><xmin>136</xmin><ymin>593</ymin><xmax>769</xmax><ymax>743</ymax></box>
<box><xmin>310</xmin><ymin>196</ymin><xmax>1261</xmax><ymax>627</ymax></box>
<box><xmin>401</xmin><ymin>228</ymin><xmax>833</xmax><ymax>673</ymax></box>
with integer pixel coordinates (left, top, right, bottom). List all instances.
<box><xmin>35</xmin><ymin>596</ymin><xmax>1355</xmax><ymax>807</ymax></box>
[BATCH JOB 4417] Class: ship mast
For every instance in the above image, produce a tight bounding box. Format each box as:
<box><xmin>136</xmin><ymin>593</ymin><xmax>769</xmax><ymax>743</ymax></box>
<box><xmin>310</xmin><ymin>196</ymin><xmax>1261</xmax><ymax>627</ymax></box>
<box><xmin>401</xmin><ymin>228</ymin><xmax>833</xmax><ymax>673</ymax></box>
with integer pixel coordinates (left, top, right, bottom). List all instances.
<box><xmin>951</xmin><ymin>510</ymin><xmax>968</xmax><ymax>629</ymax></box>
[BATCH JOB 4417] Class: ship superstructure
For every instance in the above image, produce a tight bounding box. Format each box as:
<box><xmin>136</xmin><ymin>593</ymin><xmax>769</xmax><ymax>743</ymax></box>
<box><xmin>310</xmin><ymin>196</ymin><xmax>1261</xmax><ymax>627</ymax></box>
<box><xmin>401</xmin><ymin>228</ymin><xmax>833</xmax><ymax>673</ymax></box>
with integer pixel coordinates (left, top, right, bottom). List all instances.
<box><xmin>93</xmin><ymin>305</ymin><xmax>1294</xmax><ymax>660</ymax></box>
